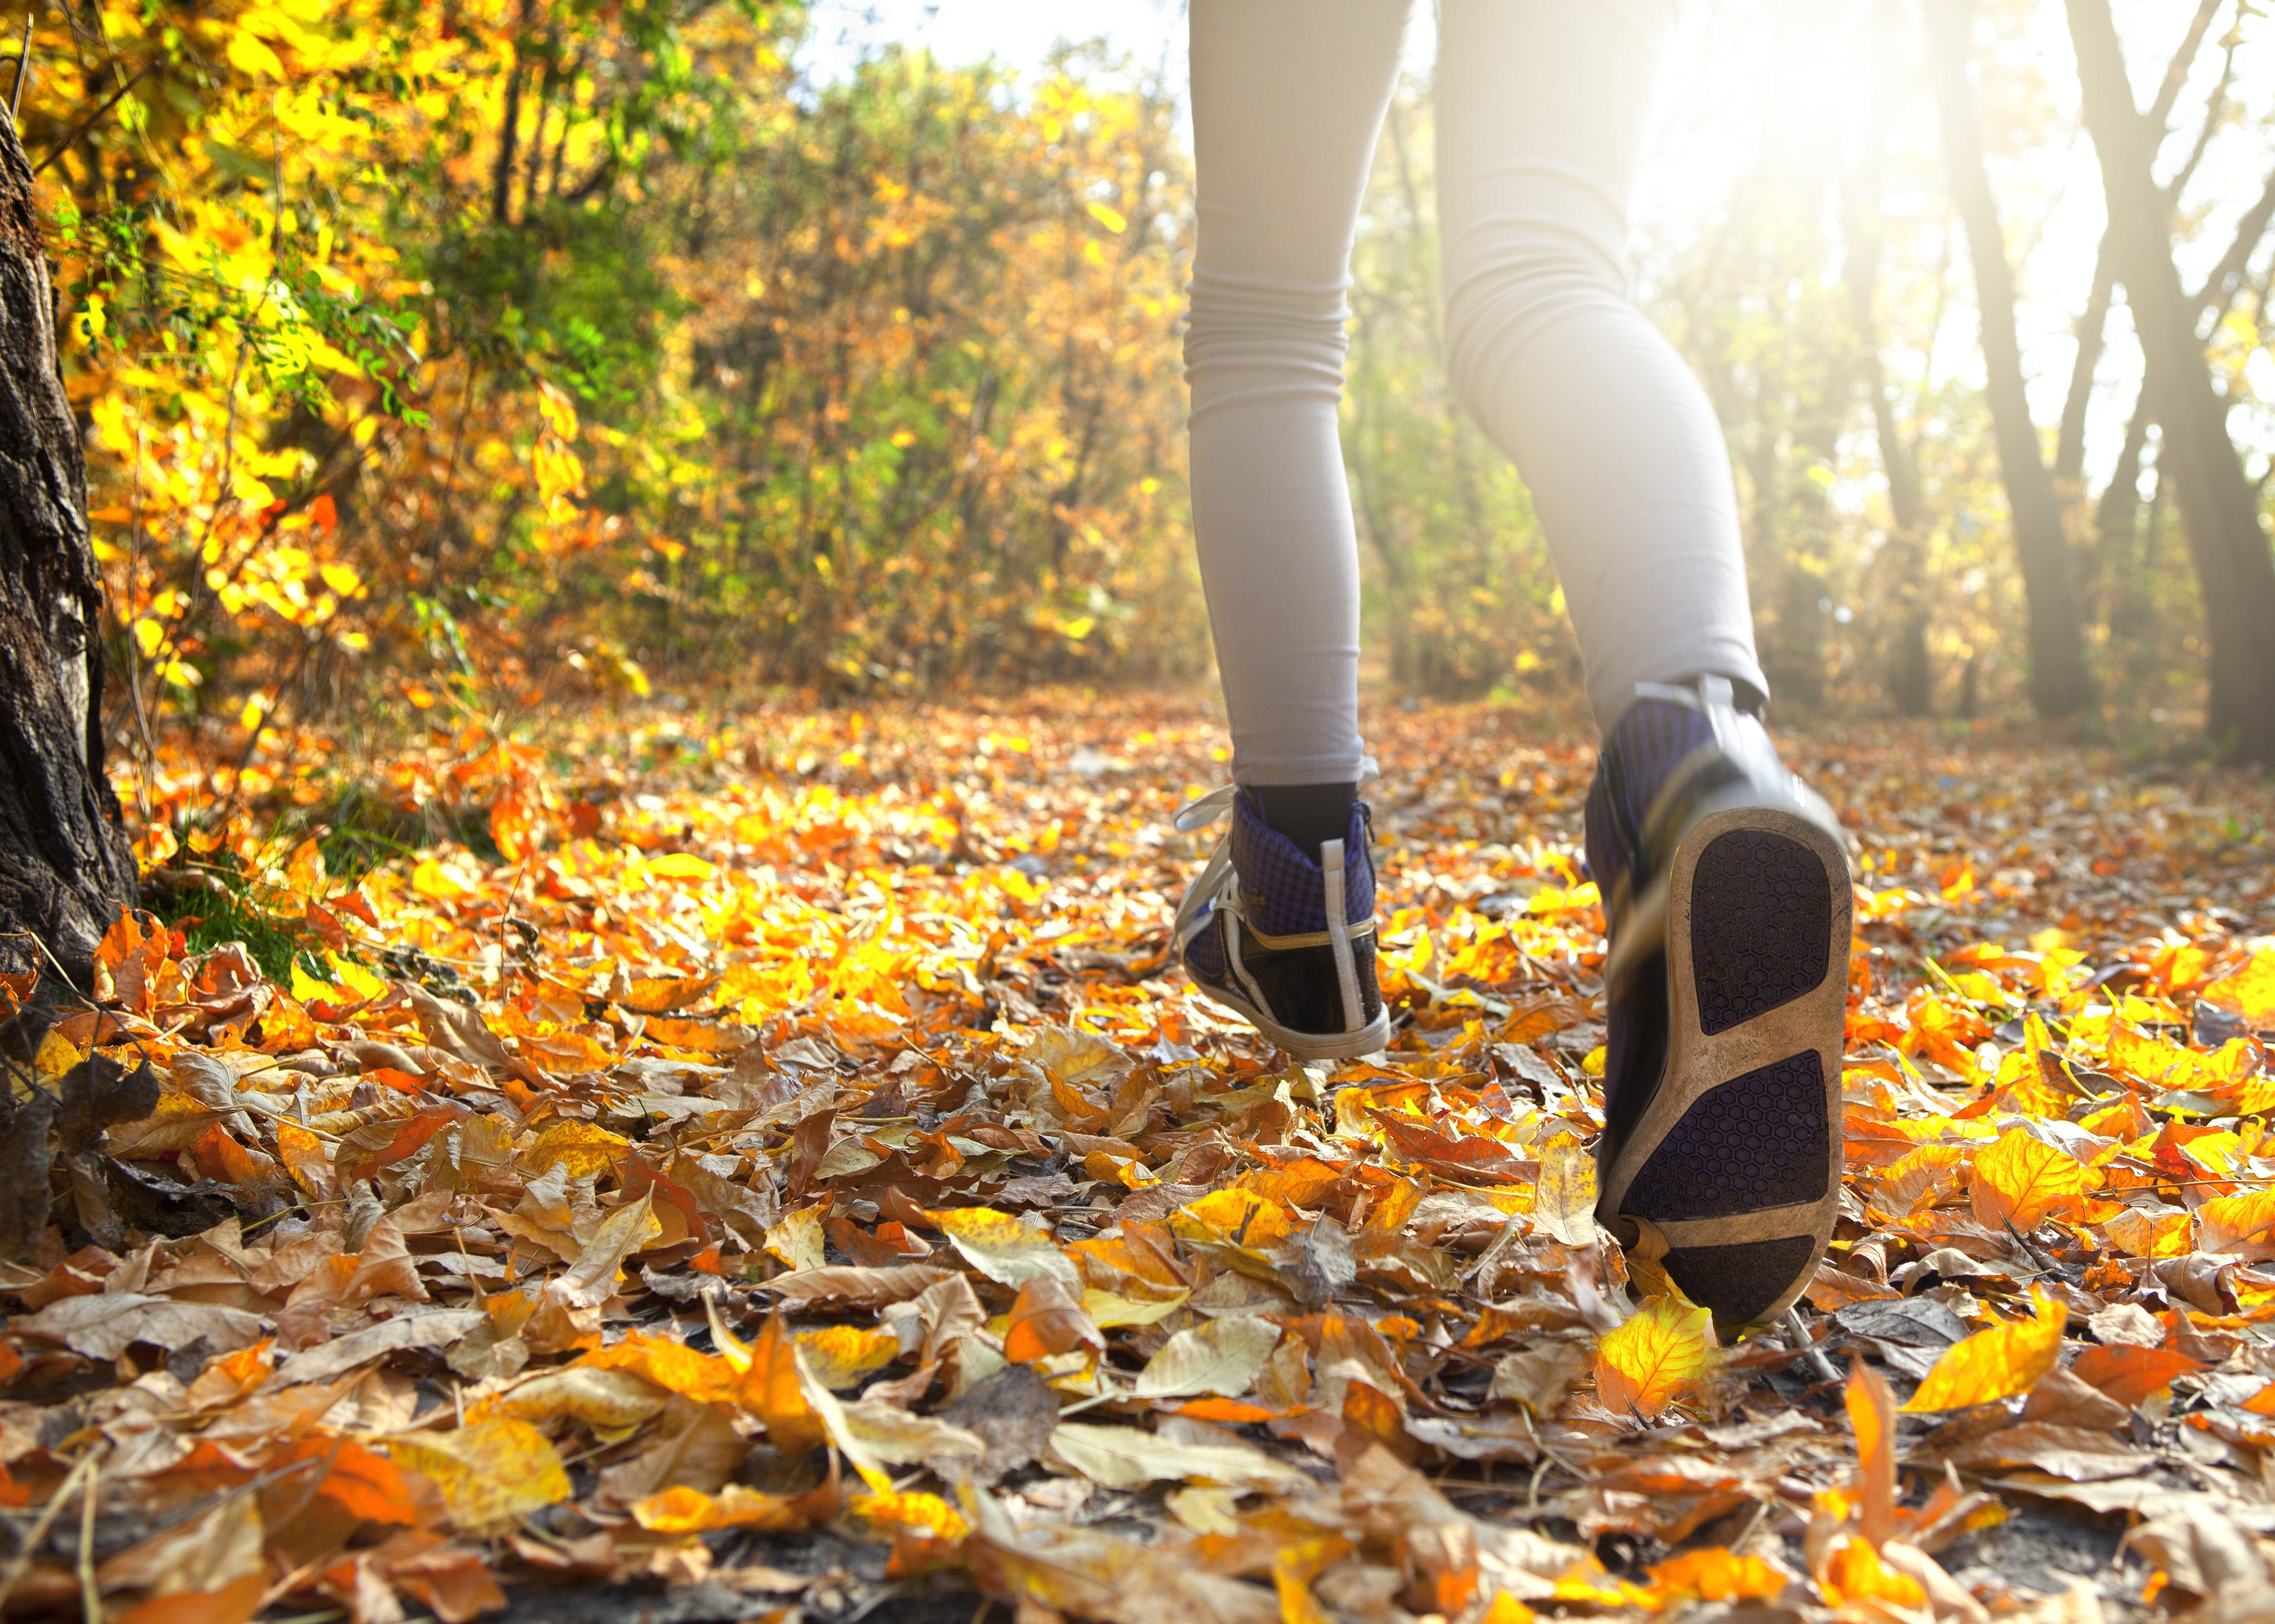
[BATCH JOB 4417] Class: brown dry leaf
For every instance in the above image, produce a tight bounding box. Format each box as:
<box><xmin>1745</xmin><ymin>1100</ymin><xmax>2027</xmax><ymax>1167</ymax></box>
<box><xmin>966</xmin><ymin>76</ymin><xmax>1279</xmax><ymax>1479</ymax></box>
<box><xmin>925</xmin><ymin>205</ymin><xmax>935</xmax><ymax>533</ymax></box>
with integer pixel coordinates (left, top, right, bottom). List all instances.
<box><xmin>17</xmin><ymin>1293</ymin><xmax>266</xmax><ymax>1359</ymax></box>
<box><xmin>1047</xmin><ymin>1421</ymin><xmax>1312</xmax><ymax>1491</ymax></box>
<box><xmin>767</xmin><ymin>1264</ymin><xmax>953</xmax><ymax>1309</ymax></box>
<box><xmin>1133</xmin><ymin>1317</ymin><xmax>1281</xmax><ymax>1399</ymax></box>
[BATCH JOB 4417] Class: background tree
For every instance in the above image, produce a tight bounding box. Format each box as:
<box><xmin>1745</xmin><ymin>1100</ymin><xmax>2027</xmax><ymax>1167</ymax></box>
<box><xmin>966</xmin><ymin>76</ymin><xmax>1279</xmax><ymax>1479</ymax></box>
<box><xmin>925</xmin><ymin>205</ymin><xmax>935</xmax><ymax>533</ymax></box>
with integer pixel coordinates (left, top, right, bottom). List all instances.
<box><xmin>2068</xmin><ymin>0</ymin><xmax>2275</xmax><ymax>764</ymax></box>
<box><xmin>1925</xmin><ymin>0</ymin><xmax>2093</xmax><ymax>719</ymax></box>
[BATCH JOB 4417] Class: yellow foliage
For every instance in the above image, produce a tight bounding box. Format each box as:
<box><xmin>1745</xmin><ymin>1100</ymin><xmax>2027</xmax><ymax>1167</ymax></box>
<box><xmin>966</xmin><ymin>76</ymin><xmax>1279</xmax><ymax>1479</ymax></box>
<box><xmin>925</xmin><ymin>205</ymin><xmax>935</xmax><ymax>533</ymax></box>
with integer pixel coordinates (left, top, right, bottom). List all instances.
<box><xmin>1902</xmin><ymin>1289</ymin><xmax>2066</xmax><ymax>1412</ymax></box>
<box><xmin>1595</xmin><ymin>1295</ymin><xmax>1718</xmax><ymax>1420</ymax></box>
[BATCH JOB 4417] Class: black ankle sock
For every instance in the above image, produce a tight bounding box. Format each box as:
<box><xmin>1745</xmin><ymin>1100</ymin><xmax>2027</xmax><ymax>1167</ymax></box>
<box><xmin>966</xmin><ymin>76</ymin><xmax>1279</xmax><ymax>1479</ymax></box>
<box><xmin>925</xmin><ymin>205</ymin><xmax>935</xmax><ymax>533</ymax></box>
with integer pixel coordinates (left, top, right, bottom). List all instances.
<box><xmin>1250</xmin><ymin>782</ymin><xmax>1358</xmax><ymax>863</ymax></box>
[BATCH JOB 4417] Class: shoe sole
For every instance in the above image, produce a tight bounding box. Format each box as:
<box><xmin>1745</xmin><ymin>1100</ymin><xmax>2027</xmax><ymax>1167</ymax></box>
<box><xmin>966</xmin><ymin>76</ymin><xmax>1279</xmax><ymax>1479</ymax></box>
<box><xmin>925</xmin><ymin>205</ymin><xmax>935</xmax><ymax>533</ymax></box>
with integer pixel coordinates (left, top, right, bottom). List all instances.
<box><xmin>1187</xmin><ymin>978</ymin><xmax>1392</xmax><ymax>1062</ymax></box>
<box><xmin>1596</xmin><ymin>805</ymin><xmax>1851</xmax><ymax>1334</ymax></box>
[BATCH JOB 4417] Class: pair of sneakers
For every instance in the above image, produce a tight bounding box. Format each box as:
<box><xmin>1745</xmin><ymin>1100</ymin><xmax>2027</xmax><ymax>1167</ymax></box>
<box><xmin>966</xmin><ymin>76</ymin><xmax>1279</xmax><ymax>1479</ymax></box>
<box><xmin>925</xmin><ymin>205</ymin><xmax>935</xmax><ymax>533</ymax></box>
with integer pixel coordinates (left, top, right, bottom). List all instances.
<box><xmin>1173</xmin><ymin>677</ymin><xmax>1851</xmax><ymax>1335</ymax></box>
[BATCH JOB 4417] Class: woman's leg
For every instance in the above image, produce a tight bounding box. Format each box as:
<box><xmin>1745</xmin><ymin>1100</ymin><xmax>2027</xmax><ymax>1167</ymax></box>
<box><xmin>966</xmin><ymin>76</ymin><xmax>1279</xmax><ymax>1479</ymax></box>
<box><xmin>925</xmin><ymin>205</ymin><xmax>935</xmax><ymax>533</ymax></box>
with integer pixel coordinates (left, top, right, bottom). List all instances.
<box><xmin>1186</xmin><ymin>0</ymin><xmax>1414</xmax><ymax>811</ymax></box>
<box><xmin>1434</xmin><ymin>0</ymin><xmax>1768</xmax><ymax>730</ymax></box>
<box><xmin>1434</xmin><ymin>2</ymin><xmax>1847</xmax><ymax>1337</ymax></box>
<box><xmin>1176</xmin><ymin>2</ymin><xmax>1412</xmax><ymax>1060</ymax></box>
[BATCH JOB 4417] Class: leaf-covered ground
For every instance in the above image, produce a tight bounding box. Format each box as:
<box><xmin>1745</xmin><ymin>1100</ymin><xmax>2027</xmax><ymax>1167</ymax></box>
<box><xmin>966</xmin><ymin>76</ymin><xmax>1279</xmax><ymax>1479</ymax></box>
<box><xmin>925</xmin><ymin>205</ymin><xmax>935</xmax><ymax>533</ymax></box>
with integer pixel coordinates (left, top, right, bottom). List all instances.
<box><xmin>5</xmin><ymin>691</ymin><xmax>2275</xmax><ymax>1624</ymax></box>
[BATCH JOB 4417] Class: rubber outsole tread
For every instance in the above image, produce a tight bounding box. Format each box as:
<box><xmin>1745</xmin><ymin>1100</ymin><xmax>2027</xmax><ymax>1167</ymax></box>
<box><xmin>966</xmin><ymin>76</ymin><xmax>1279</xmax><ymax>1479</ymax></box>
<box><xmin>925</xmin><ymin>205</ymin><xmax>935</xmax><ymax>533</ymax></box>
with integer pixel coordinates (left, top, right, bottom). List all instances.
<box><xmin>1664</xmin><ymin>1235</ymin><xmax>1819</xmax><ymax>1329</ymax></box>
<box><xmin>1619</xmin><ymin>1050</ymin><xmax>1828</xmax><ymax>1222</ymax></box>
<box><xmin>1688</xmin><ymin>829</ymin><xmax>1831</xmax><ymax>1034</ymax></box>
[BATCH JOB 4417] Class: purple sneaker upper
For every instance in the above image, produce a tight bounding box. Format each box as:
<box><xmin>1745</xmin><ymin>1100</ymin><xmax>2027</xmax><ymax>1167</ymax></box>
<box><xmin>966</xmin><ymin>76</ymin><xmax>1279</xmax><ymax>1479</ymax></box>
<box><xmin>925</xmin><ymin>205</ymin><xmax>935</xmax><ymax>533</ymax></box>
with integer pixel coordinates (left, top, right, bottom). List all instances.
<box><xmin>1186</xmin><ymin>791</ymin><xmax>1374</xmax><ymax>978</ymax></box>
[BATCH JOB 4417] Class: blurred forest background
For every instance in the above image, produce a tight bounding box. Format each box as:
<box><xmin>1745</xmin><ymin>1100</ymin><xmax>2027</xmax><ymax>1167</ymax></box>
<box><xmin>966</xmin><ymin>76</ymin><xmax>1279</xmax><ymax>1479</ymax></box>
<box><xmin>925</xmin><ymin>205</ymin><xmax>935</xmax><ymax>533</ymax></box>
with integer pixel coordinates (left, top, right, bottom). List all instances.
<box><xmin>36</xmin><ymin>0</ymin><xmax>2275</xmax><ymax>792</ymax></box>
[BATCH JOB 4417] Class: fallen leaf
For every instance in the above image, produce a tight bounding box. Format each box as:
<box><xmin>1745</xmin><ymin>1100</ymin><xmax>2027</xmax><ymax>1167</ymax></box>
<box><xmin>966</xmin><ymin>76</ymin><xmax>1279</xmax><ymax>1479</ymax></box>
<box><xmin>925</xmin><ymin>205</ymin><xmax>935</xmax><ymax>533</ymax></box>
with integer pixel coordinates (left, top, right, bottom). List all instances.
<box><xmin>1531</xmin><ymin>1141</ymin><xmax>1598</xmax><ymax>1245</ymax></box>
<box><xmin>1003</xmin><ymin>1274</ymin><xmax>1106</xmax><ymax>1363</ymax></box>
<box><xmin>1595</xmin><ymin>1295</ymin><xmax>1718</xmax><ymax>1420</ymax></box>
<box><xmin>389</xmin><ymin>1418</ymin><xmax>572</xmax><ymax>1529</ymax></box>
<box><xmin>16</xmin><ymin>1292</ymin><xmax>265</xmax><ymax>1360</ymax></box>
<box><xmin>630</xmin><ymin>1483</ymin><xmax>816</xmax><ymax>1533</ymax></box>
<box><xmin>796</xmin><ymin>1323</ymin><xmax>903</xmax><ymax>1389</ymax></box>
<box><xmin>1132</xmin><ymin>1317</ymin><xmax>1281</xmax><ymax>1399</ymax></box>
<box><xmin>927</xmin><ymin>1206</ymin><xmax>1081</xmax><ymax>1289</ymax></box>
<box><xmin>1902</xmin><ymin>1288</ymin><xmax>2066</xmax><ymax>1412</ymax></box>
<box><xmin>765</xmin><ymin>1264</ymin><xmax>952</xmax><ymax>1309</ymax></box>
<box><xmin>1969</xmin><ymin>1127</ymin><xmax>2097</xmax><ymax>1229</ymax></box>
<box><xmin>1047</xmin><ymin>1421</ymin><xmax>1312</xmax><ymax>1491</ymax></box>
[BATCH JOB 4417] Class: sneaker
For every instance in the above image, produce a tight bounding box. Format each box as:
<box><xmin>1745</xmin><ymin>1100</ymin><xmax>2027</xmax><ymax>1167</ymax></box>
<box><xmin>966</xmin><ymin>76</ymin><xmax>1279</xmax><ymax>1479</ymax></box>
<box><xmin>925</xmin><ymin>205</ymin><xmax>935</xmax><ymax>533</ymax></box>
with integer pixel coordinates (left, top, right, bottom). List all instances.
<box><xmin>1173</xmin><ymin>786</ymin><xmax>1392</xmax><ymax>1061</ymax></box>
<box><xmin>1585</xmin><ymin>677</ymin><xmax>1851</xmax><ymax>1337</ymax></box>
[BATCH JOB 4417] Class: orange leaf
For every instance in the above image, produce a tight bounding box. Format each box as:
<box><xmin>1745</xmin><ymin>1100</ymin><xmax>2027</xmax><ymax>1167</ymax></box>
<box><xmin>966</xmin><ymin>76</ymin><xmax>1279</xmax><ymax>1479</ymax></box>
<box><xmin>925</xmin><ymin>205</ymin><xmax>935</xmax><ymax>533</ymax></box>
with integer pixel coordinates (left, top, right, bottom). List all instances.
<box><xmin>1901</xmin><ymin>1288</ymin><xmax>2065</xmax><ymax>1412</ymax></box>
<box><xmin>632</xmin><ymin>1483</ymin><xmax>814</xmax><ymax>1533</ymax></box>
<box><xmin>1845</xmin><ymin>1359</ymin><xmax>1896</xmax><ymax>1546</ymax></box>
<box><xmin>113</xmin><ymin>1575</ymin><xmax>267</xmax><ymax>1624</ymax></box>
<box><xmin>1595</xmin><ymin>1295</ymin><xmax>1718</xmax><ymax>1420</ymax></box>
<box><xmin>747</xmin><ymin>1309</ymin><xmax>826</xmax><ymax>1456</ymax></box>
<box><xmin>2070</xmin><ymin>1346</ymin><xmax>2199</xmax><ymax>1407</ymax></box>
<box><xmin>1002</xmin><ymin>1276</ymin><xmax>1105</xmax><ymax>1364</ymax></box>
<box><xmin>1643</xmin><ymin>1548</ymin><xmax>1787</xmax><ymax>1606</ymax></box>
<box><xmin>1821</xmin><ymin>1538</ymin><xmax>1925</xmax><ymax>1607</ymax></box>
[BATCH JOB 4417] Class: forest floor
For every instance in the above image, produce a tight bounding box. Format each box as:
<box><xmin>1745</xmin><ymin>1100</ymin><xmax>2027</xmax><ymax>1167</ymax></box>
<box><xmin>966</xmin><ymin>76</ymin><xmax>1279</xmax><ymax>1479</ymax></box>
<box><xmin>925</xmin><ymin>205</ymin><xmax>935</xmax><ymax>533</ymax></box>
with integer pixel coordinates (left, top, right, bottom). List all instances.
<box><xmin>3</xmin><ymin>690</ymin><xmax>2274</xmax><ymax>1624</ymax></box>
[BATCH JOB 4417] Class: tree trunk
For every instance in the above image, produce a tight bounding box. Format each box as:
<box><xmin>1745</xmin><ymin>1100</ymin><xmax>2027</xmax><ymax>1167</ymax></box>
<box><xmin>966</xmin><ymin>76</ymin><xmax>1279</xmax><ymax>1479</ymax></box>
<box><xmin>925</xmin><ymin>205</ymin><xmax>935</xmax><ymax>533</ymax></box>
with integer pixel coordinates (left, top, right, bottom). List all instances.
<box><xmin>2069</xmin><ymin>0</ymin><xmax>2275</xmax><ymax>764</ymax></box>
<box><xmin>0</xmin><ymin>111</ymin><xmax>136</xmax><ymax>981</ymax></box>
<box><xmin>1846</xmin><ymin>27</ymin><xmax>1934</xmax><ymax>719</ymax></box>
<box><xmin>1926</xmin><ymin>0</ymin><xmax>2095</xmax><ymax>720</ymax></box>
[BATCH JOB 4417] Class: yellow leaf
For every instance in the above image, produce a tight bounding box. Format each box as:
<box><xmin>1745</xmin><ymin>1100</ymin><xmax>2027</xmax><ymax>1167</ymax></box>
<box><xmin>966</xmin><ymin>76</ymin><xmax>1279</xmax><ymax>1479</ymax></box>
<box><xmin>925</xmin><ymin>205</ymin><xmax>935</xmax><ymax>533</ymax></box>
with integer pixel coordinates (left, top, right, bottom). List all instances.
<box><xmin>1169</xmin><ymin>1187</ymin><xmax>1293</xmax><ymax>1248</ymax></box>
<box><xmin>926</xmin><ymin>1206</ymin><xmax>1079</xmax><ymax>1289</ymax></box>
<box><xmin>646</xmin><ymin>852</ymin><xmax>715</xmax><ymax>881</ymax></box>
<box><xmin>2206</xmin><ymin>948</ymin><xmax>2275</xmax><ymax>1026</ymax></box>
<box><xmin>766</xmin><ymin>1203</ymin><xmax>826</xmax><ymax>1272</ymax></box>
<box><xmin>1531</xmin><ymin>1141</ymin><xmax>1598</xmax><ymax>1245</ymax></box>
<box><xmin>1968</xmin><ymin>1127</ymin><xmax>2097</xmax><ymax>1230</ymax></box>
<box><xmin>33</xmin><ymin>1030</ymin><xmax>85</xmax><ymax>1087</ymax></box>
<box><xmin>1085</xmin><ymin>199</ymin><xmax>1128</xmax><ymax>233</ymax></box>
<box><xmin>795</xmin><ymin>1324</ymin><xmax>901</xmax><ymax>1390</ymax></box>
<box><xmin>226</xmin><ymin>30</ymin><xmax>286</xmax><ymax>78</ymax></box>
<box><xmin>2196</xmin><ymin>1189</ymin><xmax>2275</xmax><ymax>1258</ymax></box>
<box><xmin>1901</xmin><ymin>1288</ymin><xmax>2065</xmax><ymax>1412</ymax></box>
<box><xmin>523</xmin><ymin>1120</ymin><xmax>632</xmax><ymax>1178</ymax></box>
<box><xmin>1081</xmin><ymin>1287</ymin><xmax>1190</xmax><ymax>1328</ymax></box>
<box><xmin>631</xmin><ymin>1484</ymin><xmax>810</xmax><ymax>1533</ymax></box>
<box><xmin>1594</xmin><ymin>1295</ymin><xmax>1718</xmax><ymax>1420</ymax></box>
<box><xmin>581</xmin><ymin>1331</ymin><xmax>742</xmax><ymax>1407</ymax></box>
<box><xmin>387</xmin><ymin>1419</ymin><xmax>569</xmax><ymax>1529</ymax></box>
<box><xmin>479</xmin><ymin>1366</ymin><xmax>667</xmax><ymax>1433</ymax></box>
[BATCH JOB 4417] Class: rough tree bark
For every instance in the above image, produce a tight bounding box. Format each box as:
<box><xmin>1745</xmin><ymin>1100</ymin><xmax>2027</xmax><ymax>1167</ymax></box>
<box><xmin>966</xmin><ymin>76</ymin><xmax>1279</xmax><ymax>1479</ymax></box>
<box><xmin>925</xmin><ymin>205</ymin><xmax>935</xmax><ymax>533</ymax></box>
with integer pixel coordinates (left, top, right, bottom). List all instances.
<box><xmin>0</xmin><ymin>109</ymin><xmax>136</xmax><ymax>981</ymax></box>
<box><xmin>2069</xmin><ymin>0</ymin><xmax>2275</xmax><ymax>764</ymax></box>
<box><xmin>1926</xmin><ymin>0</ymin><xmax>2095</xmax><ymax>720</ymax></box>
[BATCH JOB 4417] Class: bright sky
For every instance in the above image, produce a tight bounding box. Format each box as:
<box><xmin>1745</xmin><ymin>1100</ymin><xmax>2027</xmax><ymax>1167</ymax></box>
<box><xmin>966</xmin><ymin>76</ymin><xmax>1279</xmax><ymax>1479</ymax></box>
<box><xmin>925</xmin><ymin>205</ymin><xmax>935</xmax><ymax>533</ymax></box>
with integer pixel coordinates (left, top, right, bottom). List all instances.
<box><xmin>796</xmin><ymin>1</ymin><xmax>2275</xmax><ymax>485</ymax></box>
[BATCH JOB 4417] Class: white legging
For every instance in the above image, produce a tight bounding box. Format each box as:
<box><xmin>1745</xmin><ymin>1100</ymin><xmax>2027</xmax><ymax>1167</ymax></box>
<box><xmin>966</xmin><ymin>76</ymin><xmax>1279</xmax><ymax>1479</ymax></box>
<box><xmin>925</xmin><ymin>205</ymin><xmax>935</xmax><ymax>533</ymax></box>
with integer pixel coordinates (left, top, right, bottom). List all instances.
<box><xmin>1188</xmin><ymin>0</ymin><xmax>1768</xmax><ymax>784</ymax></box>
